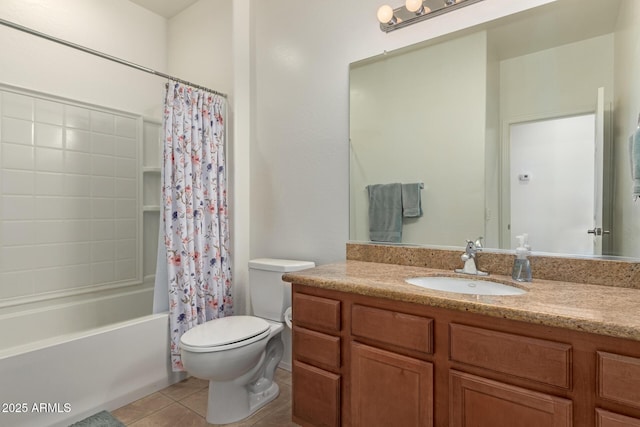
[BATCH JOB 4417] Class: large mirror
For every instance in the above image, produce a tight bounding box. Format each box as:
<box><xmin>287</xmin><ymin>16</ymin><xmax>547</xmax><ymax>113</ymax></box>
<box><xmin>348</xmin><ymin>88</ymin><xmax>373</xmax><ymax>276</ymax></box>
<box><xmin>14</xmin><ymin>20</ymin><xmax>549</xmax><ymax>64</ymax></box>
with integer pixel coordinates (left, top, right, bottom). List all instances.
<box><xmin>349</xmin><ymin>0</ymin><xmax>640</xmax><ymax>259</ymax></box>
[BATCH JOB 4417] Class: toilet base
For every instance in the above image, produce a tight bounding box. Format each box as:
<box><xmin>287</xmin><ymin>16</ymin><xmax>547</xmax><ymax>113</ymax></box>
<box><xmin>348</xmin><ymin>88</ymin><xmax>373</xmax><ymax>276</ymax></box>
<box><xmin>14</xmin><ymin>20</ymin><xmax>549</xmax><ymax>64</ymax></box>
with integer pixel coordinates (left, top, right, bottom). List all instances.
<box><xmin>206</xmin><ymin>379</ymin><xmax>280</xmax><ymax>424</ymax></box>
<box><xmin>249</xmin><ymin>381</ymin><xmax>280</xmax><ymax>415</ymax></box>
<box><xmin>204</xmin><ymin>333</ymin><xmax>284</xmax><ymax>425</ymax></box>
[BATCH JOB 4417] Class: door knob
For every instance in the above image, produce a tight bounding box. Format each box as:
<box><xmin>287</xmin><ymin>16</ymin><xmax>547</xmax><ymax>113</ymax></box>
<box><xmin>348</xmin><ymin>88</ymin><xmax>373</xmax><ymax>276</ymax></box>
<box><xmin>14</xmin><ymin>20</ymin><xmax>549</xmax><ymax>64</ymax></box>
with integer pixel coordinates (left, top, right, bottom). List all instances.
<box><xmin>587</xmin><ymin>227</ymin><xmax>610</xmax><ymax>236</ymax></box>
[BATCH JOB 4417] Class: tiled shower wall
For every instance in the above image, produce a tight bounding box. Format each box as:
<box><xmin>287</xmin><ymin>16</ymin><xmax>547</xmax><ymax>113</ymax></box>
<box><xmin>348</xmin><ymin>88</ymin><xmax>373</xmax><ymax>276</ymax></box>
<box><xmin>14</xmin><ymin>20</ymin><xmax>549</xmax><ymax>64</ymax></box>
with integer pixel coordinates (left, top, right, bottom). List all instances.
<box><xmin>0</xmin><ymin>88</ymin><xmax>140</xmax><ymax>301</ymax></box>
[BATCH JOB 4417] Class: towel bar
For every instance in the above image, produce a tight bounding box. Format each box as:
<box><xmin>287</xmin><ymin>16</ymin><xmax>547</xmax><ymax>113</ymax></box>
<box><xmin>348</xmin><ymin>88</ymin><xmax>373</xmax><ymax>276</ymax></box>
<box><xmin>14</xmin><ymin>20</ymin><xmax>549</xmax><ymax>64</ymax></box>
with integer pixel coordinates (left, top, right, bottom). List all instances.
<box><xmin>365</xmin><ymin>183</ymin><xmax>424</xmax><ymax>190</ymax></box>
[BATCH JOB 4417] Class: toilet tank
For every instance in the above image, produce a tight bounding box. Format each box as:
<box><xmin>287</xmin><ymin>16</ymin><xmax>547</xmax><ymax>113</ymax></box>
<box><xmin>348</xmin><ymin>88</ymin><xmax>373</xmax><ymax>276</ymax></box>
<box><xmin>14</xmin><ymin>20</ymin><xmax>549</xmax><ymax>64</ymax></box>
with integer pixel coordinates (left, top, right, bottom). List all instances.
<box><xmin>249</xmin><ymin>258</ymin><xmax>315</xmax><ymax>322</ymax></box>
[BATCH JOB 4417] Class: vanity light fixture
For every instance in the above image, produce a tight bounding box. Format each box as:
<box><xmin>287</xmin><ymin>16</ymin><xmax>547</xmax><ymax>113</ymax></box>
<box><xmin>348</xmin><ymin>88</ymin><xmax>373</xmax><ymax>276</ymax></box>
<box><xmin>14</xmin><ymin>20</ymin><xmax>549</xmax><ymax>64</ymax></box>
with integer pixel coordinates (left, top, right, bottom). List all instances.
<box><xmin>376</xmin><ymin>4</ymin><xmax>398</xmax><ymax>25</ymax></box>
<box><xmin>377</xmin><ymin>0</ymin><xmax>484</xmax><ymax>33</ymax></box>
<box><xmin>405</xmin><ymin>0</ymin><xmax>430</xmax><ymax>15</ymax></box>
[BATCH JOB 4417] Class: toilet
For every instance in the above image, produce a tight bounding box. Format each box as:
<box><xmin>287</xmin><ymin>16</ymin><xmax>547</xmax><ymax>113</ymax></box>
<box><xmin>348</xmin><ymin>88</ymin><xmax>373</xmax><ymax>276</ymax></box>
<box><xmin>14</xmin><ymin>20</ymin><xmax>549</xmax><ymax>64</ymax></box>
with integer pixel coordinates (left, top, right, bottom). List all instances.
<box><xmin>179</xmin><ymin>258</ymin><xmax>315</xmax><ymax>425</ymax></box>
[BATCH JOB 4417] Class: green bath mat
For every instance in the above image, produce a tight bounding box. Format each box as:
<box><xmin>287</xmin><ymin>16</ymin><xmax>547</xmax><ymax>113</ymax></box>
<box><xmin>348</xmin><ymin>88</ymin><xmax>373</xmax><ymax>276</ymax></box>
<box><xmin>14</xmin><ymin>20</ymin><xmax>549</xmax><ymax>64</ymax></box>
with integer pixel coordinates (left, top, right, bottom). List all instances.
<box><xmin>69</xmin><ymin>410</ymin><xmax>125</xmax><ymax>427</ymax></box>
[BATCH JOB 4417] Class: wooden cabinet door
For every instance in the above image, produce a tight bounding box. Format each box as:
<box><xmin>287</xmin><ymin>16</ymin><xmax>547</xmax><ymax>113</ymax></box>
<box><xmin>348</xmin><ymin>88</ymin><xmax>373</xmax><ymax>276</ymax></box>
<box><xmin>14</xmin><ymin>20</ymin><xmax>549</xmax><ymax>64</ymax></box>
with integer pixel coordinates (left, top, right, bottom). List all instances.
<box><xmin>450</xmin><ymin>370</ymin><xmax>572</xmax><ymax>427</ymax></box>
<box><xmin>596</xmin><ymin>409</ymin><xmax>640</xmax><ymax>427</ymax></box>
<box><xmin>351</xmin><ymin>342</ymin><xmax>433</xmax><ymax>427</ymax></box>
<box><xmin>293</xmin><ymin>360</ymin><xmax>340</xmax><ymax>427</ymax></box>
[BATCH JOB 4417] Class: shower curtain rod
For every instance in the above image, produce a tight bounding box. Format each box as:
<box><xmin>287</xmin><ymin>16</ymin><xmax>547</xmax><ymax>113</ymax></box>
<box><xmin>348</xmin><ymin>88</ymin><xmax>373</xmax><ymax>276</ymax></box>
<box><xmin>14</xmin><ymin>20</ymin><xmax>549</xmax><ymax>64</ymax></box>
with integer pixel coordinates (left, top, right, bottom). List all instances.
<box><xmin>0</xmin><ymin>17</ymin><xmax>227</xmax><ymax>98</ymax></box>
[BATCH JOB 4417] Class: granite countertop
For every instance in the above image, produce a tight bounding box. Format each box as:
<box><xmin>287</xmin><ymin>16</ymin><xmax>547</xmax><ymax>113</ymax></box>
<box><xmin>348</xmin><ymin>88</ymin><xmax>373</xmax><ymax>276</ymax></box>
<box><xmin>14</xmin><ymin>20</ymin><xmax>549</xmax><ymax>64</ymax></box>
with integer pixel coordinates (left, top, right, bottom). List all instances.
<box><xmin>282</xmin><ymin>260</ymin><xmax>640</xmax><ymax>342</ymax></box>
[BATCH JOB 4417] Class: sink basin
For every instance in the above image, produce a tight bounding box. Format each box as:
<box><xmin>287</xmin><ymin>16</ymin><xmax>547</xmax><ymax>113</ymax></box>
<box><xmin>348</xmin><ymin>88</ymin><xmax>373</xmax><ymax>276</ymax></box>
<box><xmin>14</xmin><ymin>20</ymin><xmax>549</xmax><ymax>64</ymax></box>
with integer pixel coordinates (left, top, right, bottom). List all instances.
<box><xmin>405</xmin><ymin>276</ymin><xmax>526</xmax><ymax>296</ymax></box>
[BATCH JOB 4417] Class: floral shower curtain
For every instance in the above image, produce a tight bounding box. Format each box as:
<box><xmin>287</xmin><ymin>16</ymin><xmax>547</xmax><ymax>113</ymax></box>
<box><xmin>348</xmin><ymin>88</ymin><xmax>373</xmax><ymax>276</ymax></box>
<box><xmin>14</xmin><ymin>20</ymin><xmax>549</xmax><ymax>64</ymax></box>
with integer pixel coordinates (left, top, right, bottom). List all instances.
<box><xmin>161</xmin><ymin>81</ymin><xmax>233</xmax><ymax>371</ymax></box>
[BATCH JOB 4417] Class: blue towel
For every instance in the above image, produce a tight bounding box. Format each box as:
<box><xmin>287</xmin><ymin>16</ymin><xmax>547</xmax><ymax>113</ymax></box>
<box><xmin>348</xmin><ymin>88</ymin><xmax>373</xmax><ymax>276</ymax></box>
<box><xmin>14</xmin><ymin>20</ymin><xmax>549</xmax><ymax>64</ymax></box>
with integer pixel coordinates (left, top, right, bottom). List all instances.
<box><xmin>402</xmin><ymin>183</ymin><xmax>423</xmax><ymax>217</ymax></box>
<box><xmin>367</xmin><ymin>183</ymin><xmax>402</xmax><ymax>243</ymax></box>
<box><xmin>630</xmin><ymin>127</ymin><xmax>640</xmax><ymax>199</ymax></box>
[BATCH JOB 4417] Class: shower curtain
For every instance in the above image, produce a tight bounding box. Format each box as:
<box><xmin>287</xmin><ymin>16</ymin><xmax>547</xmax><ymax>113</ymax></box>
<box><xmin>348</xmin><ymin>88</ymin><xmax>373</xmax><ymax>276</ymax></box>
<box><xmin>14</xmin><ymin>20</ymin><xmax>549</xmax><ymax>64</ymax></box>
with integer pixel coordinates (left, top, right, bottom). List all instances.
<box><xmin>160</xmin><ymin>81</ymin><xmax>233</xmax><ymax>371</ymax></box>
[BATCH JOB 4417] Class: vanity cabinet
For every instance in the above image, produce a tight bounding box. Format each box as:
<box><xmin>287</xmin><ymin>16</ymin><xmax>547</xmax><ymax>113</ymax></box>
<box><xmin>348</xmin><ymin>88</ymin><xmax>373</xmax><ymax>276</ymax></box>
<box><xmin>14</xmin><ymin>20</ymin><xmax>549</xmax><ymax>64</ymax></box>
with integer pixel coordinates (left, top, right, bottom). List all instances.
<box><xmin>596</xmin><ymin>410</ymin><xmax>640</xmax><ymax>427</ymax></box>
<box><xmin>595</xmin><ymin>352</ymin><xmax>640</xmax><ymax>426</ymax></box>
<box><xmin>450</xmin><ymin>370</ymin><xmax>572</xmax><ymax>427</ymax></box>
<box><xmin>350</xmin><ymin>304</ymin><xmax>434</xmax><ymax>427</ymax></box>
<box><xmin>351</xmin><ymin>342</ymin><xmax>433</xmax><ymax>427</ymax></box>
<box><xmin>449</xmin><ymin>323</ymin><xmax>574</xmax><ymax>426</ymax></box>
<box><xmin>449</xmin><ymin>323</ymin><xmax>572</xmax><ymax>388</ymax></box>
<box><xmin>291</xmin><ymin>284</ymin><xmax>640</xmax><ymax>427</ymax></box>
<box><xmin>292</xmin><ymin>292</ymin><xmax>342</xmax><ymax>427</ymax></box>
<box><xmin>293</xmin><ymin>361</ymin><xmax>340</xmax><ymax>427</ymax></box>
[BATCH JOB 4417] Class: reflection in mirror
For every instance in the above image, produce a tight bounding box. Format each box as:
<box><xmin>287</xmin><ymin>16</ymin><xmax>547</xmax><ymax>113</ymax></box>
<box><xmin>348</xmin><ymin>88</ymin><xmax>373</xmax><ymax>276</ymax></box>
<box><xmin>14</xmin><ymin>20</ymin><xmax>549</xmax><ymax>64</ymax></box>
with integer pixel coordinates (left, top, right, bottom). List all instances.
<box><xmin>349</xmin><ymin>0</ymin><xmax>640</xmax><ymax>259</ymax></box>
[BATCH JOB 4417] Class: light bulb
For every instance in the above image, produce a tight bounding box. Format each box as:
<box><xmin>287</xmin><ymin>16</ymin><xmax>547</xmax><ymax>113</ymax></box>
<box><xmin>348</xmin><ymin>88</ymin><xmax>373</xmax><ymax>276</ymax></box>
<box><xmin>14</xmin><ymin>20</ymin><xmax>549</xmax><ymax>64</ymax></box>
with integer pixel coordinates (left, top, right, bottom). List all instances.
<box><xmin>377</xmin><ymin>5</ymin><xmax>395</xmax><ymax>24</ymax></box>
<box><xmin>405</xmin><ymin>0</ymin><xmax>423</xmax><ymax>13</ymax></box>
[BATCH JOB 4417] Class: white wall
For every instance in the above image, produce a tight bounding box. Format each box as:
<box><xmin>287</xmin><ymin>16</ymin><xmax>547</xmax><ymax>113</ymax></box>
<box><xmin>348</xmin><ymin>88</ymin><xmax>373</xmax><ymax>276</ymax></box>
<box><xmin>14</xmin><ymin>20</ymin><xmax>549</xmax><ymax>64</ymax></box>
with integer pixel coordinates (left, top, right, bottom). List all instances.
<box><xmin>0</xmin><ymin>0</ymin><xmax>559</xmax><ymax>314</ymax></box>
<box><xmin>500</xmin><ymin>34</ymin><xmax>614</xmax><ymax>121</ymax></box>
<box><xmin>167</xmin><ymin>0</ymin><xmax>233</xmax><ymax>96</ymax></box>
<box><xmin>0</xmin><ymin>0</ymin><xmax>167</xmax><ymax>117</ymax></box>
<box><xmin>176</xmin><ymin>0</ymin><xmax>555</xmax><ymax>313</ymax></box>
<box><xmin>230</xmin><ymin>0</ymin><xmax>253</xmax><ymax>315</ymax></box>
<box><xmin>613</xmin><ymin>0</ymin><xmax>640</xmax><ymax>258</ymax></box>
<box><xmin>349</xmin><ymin>31</ymin><xmax>487</xmax><ymax>246</ymax></box>
<box><xmin>165</xmin><ymin>0</ymin><xmax>248</xmax><ymax>313</ymax></box>
<box><xmin>248</xmin><ymin>0</ymin><xmax>554</xmax><ymax>267</ymax></box>
<box><xmin>484</xmin><ymin>41</ymin><xmax>501</xmax><ymax>248</ymax></box>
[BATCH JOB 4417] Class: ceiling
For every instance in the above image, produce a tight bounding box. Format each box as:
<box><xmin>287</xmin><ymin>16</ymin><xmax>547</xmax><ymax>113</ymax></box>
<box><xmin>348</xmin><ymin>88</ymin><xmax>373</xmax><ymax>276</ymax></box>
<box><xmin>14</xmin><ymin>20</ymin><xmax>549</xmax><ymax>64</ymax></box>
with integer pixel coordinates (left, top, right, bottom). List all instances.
<box><xmin>128</xmin><ymin>0</ymin><xmax>199</xmax><ymax>18</ymax></box>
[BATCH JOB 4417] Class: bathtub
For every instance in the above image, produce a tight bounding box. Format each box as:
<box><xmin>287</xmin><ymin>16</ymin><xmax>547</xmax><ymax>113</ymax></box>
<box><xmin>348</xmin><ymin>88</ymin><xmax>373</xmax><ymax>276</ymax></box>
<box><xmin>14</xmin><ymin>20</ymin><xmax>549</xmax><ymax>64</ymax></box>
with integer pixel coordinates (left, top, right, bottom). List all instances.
<box><xmin>0</xmin><ymin>284</ymin><xmax>183</xmax><ymax>427</ymax></box>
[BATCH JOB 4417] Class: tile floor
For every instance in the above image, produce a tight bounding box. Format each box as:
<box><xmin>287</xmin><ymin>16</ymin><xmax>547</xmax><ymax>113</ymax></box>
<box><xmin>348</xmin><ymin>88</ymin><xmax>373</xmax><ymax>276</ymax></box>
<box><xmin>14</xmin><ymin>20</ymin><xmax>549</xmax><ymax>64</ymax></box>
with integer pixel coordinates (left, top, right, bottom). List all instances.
<box><xmin>111</xmin><ymin>369</ymin><xmax>299</xmax><ymax>427</ymax></box>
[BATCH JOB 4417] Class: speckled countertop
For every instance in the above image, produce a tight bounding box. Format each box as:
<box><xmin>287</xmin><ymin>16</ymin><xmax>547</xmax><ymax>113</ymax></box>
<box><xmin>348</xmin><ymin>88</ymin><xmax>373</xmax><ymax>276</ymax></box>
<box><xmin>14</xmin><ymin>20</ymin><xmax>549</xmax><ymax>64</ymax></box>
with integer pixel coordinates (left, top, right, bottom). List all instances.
<box><xmin>283</xmin><ymin>260</ymin><xmax>640</xmax><ymax>342</ymax></box>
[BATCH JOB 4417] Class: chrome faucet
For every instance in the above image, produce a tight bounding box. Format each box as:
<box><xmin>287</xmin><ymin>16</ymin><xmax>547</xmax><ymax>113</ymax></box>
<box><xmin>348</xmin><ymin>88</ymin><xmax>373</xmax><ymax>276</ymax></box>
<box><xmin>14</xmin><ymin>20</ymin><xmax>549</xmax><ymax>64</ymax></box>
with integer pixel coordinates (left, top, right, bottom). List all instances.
<box><xmin>455</xmin><ymin>237</ymin><xmax>488</xmax><ymax>276</ymax></box>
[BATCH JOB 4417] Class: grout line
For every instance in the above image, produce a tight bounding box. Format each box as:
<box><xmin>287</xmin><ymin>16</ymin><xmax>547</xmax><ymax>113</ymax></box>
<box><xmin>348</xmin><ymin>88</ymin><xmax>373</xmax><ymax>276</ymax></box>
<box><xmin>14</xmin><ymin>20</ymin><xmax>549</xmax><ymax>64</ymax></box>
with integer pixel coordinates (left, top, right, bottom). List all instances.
<box><xmin>158</xmin><ymin>388</ymin><xmax>202</xmax><ymax>402</ymax></box>
<box><xmin>112</xmin><ymin>392</ymin><xmax>176</xmax><ymax>426</ymax></box>
<box><xmin>117</xmin><ymin>372</ymin><xmax>292</xmax><ymax>427</ymax></box>
<box><xmin>175</xmin><ymin>400</ymin><xmax>206</xmax><ymax>421</ymax></box>
<box><xmin>122</xmin><ymin>401</ymin><xmax>185</xmax><ymax>427</ymax></box>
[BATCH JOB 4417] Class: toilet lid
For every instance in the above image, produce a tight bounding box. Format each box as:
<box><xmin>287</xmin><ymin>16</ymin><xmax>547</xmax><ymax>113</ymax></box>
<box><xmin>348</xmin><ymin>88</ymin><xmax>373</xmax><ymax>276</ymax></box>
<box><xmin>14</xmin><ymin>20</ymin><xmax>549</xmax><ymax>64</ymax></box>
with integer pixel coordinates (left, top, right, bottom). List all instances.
<box><xmin>180</xmin><ymin>316</ymin><xmax>270</xmax><ymax>351</ymax></box>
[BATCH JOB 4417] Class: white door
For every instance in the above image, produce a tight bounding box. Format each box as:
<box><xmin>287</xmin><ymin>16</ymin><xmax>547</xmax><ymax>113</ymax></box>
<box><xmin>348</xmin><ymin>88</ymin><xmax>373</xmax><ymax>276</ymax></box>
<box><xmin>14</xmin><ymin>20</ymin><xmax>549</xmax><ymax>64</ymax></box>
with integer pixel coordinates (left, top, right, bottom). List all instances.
<box><xmin>509</xmin><ymin>113</ymin><xmax>599</xmax><ymax>255</ymax></box>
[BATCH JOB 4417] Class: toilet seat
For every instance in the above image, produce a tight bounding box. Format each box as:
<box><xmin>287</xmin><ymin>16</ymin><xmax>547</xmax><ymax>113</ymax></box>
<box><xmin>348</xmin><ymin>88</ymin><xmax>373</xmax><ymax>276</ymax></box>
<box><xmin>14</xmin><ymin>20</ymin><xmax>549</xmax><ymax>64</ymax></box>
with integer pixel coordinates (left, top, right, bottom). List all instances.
<box><xmin>180</xmin><ymin>316</ymin><xmax>271</xmax><ymax>353</ymax></box>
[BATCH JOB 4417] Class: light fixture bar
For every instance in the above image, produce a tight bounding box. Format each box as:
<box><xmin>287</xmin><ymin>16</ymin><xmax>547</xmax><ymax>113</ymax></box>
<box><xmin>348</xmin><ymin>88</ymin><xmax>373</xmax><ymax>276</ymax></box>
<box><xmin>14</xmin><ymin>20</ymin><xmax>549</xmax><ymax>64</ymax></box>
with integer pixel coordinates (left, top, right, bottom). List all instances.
<box><xmin>379</xmin><ymin>0</ymin><xmax>485</xmax><ymax>33</ymax></box>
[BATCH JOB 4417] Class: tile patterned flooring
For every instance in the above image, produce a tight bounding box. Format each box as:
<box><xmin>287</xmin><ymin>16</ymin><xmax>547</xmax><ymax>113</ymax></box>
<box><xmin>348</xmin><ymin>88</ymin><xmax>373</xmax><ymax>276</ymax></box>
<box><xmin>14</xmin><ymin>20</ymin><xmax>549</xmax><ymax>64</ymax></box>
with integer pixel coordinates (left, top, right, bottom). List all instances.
<box><xmin>111</xmin><ymin>369</ymin><xmax>300</xmax><ymax>426</ymax></box>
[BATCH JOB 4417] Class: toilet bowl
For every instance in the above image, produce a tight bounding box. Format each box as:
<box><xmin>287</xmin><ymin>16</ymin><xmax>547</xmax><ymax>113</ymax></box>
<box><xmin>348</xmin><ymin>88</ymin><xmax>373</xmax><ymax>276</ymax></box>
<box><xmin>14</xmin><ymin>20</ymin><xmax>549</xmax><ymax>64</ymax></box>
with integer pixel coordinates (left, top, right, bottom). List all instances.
<box><xmin>180</xmin><ymin>316</ymin><xmax>284</xmax><ymax>424</ymax></box>
<box><xmin>179</xmin><ymin>258</ymin><xmax>314</xmax><ymax>425</ymax></box>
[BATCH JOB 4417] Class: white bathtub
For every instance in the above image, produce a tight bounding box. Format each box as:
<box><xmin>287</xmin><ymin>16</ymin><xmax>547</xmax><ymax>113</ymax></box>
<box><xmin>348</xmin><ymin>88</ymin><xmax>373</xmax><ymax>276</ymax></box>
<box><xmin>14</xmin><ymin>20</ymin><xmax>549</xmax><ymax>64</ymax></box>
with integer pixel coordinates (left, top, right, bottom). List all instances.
<box><xmin>0</xmin><ymin>285</ymin><xmax>183</xmax><ymax>427</ymax></box>
<box><xmin>0</xmin><ymin>283</ymin><xmax>155</xmax><ymax>351</ymax></box>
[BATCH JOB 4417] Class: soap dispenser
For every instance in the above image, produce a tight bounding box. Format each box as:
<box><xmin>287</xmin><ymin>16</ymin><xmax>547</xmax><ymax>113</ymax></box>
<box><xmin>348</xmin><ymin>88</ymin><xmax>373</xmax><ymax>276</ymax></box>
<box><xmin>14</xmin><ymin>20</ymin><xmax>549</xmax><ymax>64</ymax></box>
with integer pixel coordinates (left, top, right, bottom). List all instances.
<box><xmin>512</xmin><ymin>234</ymin><xmax>532</xmax><ymax>282</ymax></box>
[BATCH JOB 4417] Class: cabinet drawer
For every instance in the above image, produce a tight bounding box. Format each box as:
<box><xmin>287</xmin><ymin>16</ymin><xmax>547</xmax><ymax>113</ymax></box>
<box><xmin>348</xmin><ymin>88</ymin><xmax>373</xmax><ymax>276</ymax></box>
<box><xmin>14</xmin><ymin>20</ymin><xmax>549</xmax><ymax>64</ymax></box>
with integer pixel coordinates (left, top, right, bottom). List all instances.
<box><xmin>450</xmin><ymin>323</ymin><xmax>572</xmax><ymax>388</ymax></box>
<box><xmin>293</xmin><ymin>326</ymin><xmax>340</xmax><ymax>371</ymax></box>
<box><xmin>596</xmin><ymin>409</ymin><xmax>640</xmax><ymax>427</ymax></box>
<box><xmin>351</xmin><ymin>304</ymin><xmax>433</xmax><ymax>354</ymax></box>
<box><xmin>293</xmin><ymin>360</ymin><xmax>340</xmax><ymax>427</ymax></box>
<box><xmin>597</xmin><ymin>351</ymin><xmax>640</xmax><ymax>409</ymax></box>
<box><xmin>293</xmin><ymin>292</ymin><xmax>341</xmax><ymax>332</ymax></box>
